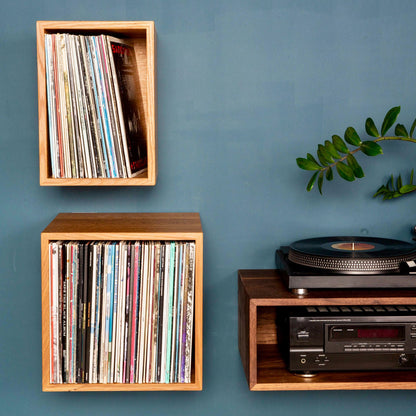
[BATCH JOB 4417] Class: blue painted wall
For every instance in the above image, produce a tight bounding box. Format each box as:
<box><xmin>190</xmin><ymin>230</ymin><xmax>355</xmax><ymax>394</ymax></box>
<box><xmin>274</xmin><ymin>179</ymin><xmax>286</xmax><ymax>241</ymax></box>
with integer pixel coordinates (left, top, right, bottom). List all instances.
<box><xmin>1</xmin><ymin>0</ymin><xmax>416</xmax><ymax>414</ymax></box>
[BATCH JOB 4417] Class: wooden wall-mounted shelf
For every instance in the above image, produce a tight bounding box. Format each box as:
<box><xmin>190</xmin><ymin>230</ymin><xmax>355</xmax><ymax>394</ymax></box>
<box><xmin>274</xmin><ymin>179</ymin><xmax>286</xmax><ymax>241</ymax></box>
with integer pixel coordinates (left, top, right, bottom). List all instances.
<box><xmin>41</xmin><ymin>213</ymin><xmax>203</xmax><ymax>391</ymax></box>
<box><xmin>238</xmin><ymin>269</ymin><xmax>416</xmax><ymax>391</ymax></box>
<box><xmin>37</xmin><ymin>21</ymin><xmax>157</xmax><ymax>186</ymax></box>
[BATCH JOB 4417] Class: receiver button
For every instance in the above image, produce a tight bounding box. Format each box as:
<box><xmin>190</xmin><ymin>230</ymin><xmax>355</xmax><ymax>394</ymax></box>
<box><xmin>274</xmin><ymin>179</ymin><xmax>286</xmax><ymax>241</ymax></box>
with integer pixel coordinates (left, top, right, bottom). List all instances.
<box><xmin>297</xmin><ymin>330</ymin><xmax>310</xmax><ymax>340</ymax></box>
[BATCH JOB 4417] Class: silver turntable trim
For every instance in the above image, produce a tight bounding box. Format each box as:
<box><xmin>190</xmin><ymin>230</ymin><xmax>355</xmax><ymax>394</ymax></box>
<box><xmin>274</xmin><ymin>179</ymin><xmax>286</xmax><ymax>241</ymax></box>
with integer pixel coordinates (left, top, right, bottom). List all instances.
<box><xmin>288</xmin><ymin>249</ymin><xmax>416</xmax><ymax>274</ymax></box>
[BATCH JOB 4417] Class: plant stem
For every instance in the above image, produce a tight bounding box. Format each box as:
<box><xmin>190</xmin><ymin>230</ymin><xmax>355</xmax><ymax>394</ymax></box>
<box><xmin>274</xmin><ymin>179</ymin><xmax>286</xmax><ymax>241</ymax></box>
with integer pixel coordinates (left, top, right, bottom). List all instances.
<box><xmin>324</xmin><ymin>136</ymin><xmax>416</xmax><ymax>171</ymax></box>
<box><xmin>375</xmin><ymin>136</ymin><xmax>416</xmax><ymax>144</ymax></box>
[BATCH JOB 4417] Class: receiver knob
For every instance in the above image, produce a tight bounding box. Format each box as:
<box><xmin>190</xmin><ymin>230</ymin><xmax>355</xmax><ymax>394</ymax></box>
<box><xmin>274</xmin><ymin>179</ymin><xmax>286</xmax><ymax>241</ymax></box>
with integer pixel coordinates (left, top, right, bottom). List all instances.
<box><xmin>399</xmin><ymin>354</ymin><xmax>409</xmax><ymax>365</ymax></box>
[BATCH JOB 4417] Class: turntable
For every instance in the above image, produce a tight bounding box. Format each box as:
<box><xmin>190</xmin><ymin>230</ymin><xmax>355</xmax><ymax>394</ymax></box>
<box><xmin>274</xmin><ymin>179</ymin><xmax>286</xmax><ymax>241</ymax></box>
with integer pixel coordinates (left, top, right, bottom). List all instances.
<box><xmin>276</xmin><ymin>236</ymin><xmax>416</xmax><ymax>295</ymax></box>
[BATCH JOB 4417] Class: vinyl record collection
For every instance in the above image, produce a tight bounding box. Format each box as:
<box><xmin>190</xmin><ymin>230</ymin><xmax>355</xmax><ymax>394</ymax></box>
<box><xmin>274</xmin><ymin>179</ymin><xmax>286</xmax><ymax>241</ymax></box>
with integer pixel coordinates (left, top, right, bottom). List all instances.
<box><xmin>49</xmin><ymin>240</ymin><xmax>195</xmax><ymax>384</ymax></box>
<box><xmin>44</xmin><ymin>33</ymin><xmax>147</xmax><ymax>179</ymax></box>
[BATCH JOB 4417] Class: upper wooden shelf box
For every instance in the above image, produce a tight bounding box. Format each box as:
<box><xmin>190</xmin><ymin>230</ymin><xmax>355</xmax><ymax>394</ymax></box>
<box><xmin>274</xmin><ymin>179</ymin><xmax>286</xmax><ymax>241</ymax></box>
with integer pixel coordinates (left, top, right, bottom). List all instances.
<box><xmin>37</xmin><ymin>21</ymin><xmax>157</xmax><ymax>186</ymax></box>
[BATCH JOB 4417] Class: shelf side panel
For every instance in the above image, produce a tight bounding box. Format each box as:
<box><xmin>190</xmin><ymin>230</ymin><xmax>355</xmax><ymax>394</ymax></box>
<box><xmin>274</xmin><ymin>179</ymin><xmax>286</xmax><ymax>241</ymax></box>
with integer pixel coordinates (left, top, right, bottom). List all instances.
<box><xmin>41</xmin><ymin>233</ymin><xmax>51</xmax><ymax>389</ymax></box>
<box><xmin>238</xmin><ymin>273</ymin><xmax>252</xmax><ymax>387</ymax></box>
<box><xmin>193</xmin><ymin>234</ymin><xmax>203</xmax><ymax>390</ymax></box>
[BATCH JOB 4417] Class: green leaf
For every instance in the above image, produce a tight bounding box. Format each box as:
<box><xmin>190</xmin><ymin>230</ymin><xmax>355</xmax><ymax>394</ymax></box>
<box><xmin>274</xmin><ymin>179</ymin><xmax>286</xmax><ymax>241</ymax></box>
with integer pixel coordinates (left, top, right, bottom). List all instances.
<box><xmin>306</xmin><ymin>171</ymin><xmax>319</xmax><ymax>191</ymax></box>
<box><xmin>399</xmin><ymin>184</ymin><xmax>416</xmax><ymax>194</ymax></box>
<box><xmin>397</xmin><ymin>175</ymin><xmax>403</xmax><ymax>190</ymax></box>
<box><xmin>410</xmin><ymin>118</ymin><xmax>416</xmax><ymax>138</ymax></box>
<box><xmin>324</xmin><ymin>140</ymin><xmax>341</xmax><ymax>159</ymax></box>
<box><xmin>346</xmin><ymin>154</ymin><xmax>364</xmax><ymax>178</ymax></box>
<box><xmin>411</xmin><ymin>169</ymin><xmax>414</xmax><ymax>184</ymax></box>
<box><xmin>395</xmin><ymin>123</ymin><xmax>408</xmax><ymax>137</ymax></box>
<box><xmin>297</xmin><ymin>157</ymin><xmax>321</xmax><ymax>171</ymax></box>
<box><xmin>381</xmin><ymin>106</ymin><xmax>400</xmax><ymax>136</ymax></box>
<box><xmin>336</xmin><ymin>162</ymin><xmax>355</xmax><ymax>182</ymax></box>
<box><xmin>344</xmin><ymin>127</ymin><xmax>362</xmax><ymax>146</ymax></box>
<box><xmin>317</xmin><ymin>151</ymin><xmax>328</xmax><ymax>166</ymax></box>
<box><xmin>360</xmin><ymin>141</ymin><xmax>383</xmax><ymax>156</ymax></box>
<box><xmin>332</xmin><ymin>135</ymin><xmax>349</xmax><ymax>153</ymax></box>
<box><xmin>391</xmin><ymin>174</ymin><xmax>395</xmax><ymax>188</ymax></box>
<box><xmin>306</xmin><ymin>153</ymin><xmax>320</xmax><ymax>166</ymax></box>
<box><xmin>373</xmin><ymin>185</ymin><xmax>388</xmax><ymax>197</ymax></box>
<box><xmin>326</xmin><ymin>167</ymin><xmax>333</xmax><ymax>181</ymax></box>
<box><xmin>317</xmin><ymin>144</ymin><xmax>333</xmax><ymax>166</ymax></box>
<box><xmin>365</xmin><ymin>117</ymin><xmax>379</xmax><ymax>137</ymax></box>
<box><xmin>389</xmin><ymin>174</ymin><xmax>394</xmax><ymax>190</ymax></box>
<box><xmin>318</xmin><ymin>171</ymin><xmax>324</xmax><ymax>195</ymax></box>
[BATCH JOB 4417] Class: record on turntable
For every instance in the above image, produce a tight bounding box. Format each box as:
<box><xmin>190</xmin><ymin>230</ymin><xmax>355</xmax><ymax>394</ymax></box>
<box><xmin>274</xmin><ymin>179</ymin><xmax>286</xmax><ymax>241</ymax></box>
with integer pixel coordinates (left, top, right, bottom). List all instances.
<box><xmin>276</xmin><ymin>236</ymin><xmax>416</xmax><ymax>293</ymax></box>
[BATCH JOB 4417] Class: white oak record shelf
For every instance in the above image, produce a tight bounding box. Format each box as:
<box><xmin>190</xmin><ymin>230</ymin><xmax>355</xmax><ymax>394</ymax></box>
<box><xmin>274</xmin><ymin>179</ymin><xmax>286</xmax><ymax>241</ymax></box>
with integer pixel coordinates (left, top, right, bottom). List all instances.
<box><xmin>238</xmin><ymin>269</ymin><xmax>416</xmax><ymax>391</ymax></box>
<box><xmin>37</xmin><ymin>21</ymin><xmax>157</xmax><ymax>186</ymax></box>
<box><xmin>41</xmin><ymin>213</ymin><xmax>203</xmax><ymax>391</ymax></box>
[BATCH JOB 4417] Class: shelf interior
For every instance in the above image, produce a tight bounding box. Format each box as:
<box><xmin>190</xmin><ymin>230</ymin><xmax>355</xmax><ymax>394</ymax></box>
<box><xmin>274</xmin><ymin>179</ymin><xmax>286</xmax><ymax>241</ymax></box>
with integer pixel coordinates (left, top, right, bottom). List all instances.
<box><xmin>255</xmin><ymin>305</ymin><xmax>416</xmax><ymax>390</ymax></box>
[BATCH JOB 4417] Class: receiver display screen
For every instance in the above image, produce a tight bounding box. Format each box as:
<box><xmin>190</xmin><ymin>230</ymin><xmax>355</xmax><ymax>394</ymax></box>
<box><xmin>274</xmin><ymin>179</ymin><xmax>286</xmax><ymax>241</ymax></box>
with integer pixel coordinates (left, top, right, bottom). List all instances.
<box><xmin>329</xmin><ymin>325</ymin><xmax>405</xmax><ymax>341</ymax></box>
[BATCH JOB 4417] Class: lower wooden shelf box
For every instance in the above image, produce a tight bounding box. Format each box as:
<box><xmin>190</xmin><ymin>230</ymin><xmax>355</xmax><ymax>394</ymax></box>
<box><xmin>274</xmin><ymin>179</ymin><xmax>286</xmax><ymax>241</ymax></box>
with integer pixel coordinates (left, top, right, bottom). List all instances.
<box><xmin>41</xmin><ymin>213</ymin><xmax>203</xmax><ymax>391</ymax></box>
<box><xmin>238</xmin><ymin>269</ymin><xmax>416</xmax><ymax>391</ymax></box>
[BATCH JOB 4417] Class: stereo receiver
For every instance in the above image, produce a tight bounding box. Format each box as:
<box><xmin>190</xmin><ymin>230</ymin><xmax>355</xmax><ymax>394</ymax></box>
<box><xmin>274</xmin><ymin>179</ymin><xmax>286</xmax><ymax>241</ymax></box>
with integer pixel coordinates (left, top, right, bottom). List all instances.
<box><xmin>276</xmin><ymin>305</ymin><xmax>416</xmax><ymax>373</ymax></box>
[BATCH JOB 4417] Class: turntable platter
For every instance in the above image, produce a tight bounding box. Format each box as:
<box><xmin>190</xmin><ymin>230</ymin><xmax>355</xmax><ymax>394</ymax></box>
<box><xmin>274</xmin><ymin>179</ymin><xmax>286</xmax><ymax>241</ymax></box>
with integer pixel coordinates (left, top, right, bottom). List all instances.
<box><xmin>288</xmin><ymin>236</ymin><xmax>416</xmax><ymax>274</ymax></box>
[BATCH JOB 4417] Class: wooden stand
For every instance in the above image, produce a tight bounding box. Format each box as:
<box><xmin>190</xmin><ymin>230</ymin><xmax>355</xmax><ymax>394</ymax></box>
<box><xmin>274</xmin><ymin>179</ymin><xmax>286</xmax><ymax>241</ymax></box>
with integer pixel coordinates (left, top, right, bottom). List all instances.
<box><xmin>238</xmin><ymin>269</ymin><xmax>416</xmax><ymax>390</ymax></box>
<box><xmin>37</xmin><ymin>21</ymin><xmax>157</xmax><ymax>186</ymax></box>
<box><xmin>41</xmin><ymin>213</ymin><xmax>203</xmax><ymax>391</ymax></box>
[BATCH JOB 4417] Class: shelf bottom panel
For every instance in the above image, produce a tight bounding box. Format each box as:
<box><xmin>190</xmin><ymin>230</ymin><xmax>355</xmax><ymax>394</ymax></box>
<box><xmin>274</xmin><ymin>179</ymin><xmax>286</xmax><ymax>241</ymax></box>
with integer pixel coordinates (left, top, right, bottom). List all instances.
<box><xmin>254</xmin><ymin>344</ymin><xmax>416</xmax><ymax>391</ymax></box>
<box><xmin>43</xmin><ymin>382</ymin><xmax>201</xmax><ymax>392</ymax></box>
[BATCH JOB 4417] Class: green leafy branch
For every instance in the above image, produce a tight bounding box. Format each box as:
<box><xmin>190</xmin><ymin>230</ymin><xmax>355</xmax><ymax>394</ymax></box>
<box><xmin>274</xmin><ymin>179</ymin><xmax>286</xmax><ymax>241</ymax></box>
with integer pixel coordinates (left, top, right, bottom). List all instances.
<box><xmin>296</xmin><ymin>106</ymin><xmax>416</xmax><ymax>199</ymax></box>
<box><xmin>373</xmin><ymin>169</ymin><xmax>416</xmax><ymax>200</ymax></box>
